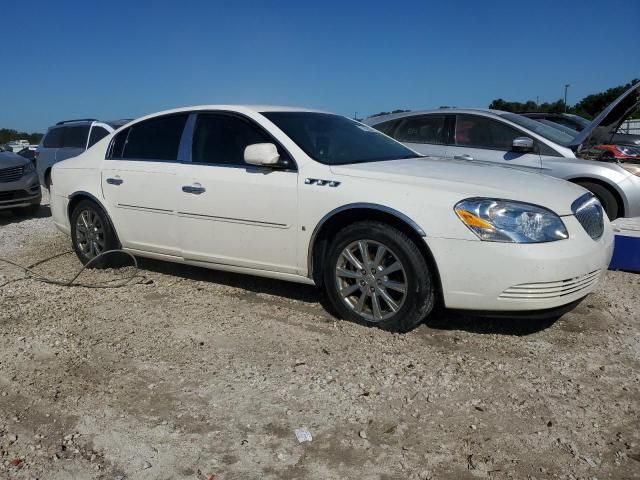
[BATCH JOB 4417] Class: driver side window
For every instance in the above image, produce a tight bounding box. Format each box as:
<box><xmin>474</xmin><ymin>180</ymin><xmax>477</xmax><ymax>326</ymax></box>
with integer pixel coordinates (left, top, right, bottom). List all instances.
<box><xmin>192</xmin><ymin>114</ymin><xmax>279</xmax><ymax>166</ymax></box>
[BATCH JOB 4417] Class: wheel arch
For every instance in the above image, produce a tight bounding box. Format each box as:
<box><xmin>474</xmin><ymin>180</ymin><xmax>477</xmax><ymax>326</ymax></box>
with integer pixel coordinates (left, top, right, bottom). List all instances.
<box><xmin>566</xmin><ymin>176</ymin><xmax>625</xmax><ymax>218</ymax></box>
<box><xmin>67</xmin><ymin>191</ymin><xmax>121</xmax><ymax>246</ymax></box>
<box><xmin>308</xmin><ymin>203</ymin><xmax>443</xmax><ymax>303</ymax></box>
<box><xmin>44</xmin><ymin>167</ymin><xmax>52</xmax><ymax>188</ymax></box>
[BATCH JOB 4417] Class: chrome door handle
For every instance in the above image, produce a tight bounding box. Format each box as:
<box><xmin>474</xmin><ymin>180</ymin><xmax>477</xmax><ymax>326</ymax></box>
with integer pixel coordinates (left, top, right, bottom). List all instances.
<box><xmin>106</xmin><ymin>177</ymin><xmax>123</xmax><ymax>185</ymax></box>
<box><xmin>454</xmin><ymin>154</ymin><xmax>474</xmax><ymax>161</ymax></box>
<box><xmin>182</xmin><ymin>185</ymin><xmax>206</xmax><ymax>194</ymax></box>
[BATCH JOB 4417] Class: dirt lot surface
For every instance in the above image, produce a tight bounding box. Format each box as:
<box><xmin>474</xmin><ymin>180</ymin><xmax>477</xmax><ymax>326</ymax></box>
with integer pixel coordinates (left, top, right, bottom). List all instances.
<box><xmin>0</xmin><ymin>194</ymin><xmax>639</xmax><ymax>480</ymax></box>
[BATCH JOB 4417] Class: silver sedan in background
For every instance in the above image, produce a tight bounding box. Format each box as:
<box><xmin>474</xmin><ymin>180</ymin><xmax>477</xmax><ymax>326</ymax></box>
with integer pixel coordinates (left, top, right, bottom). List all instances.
<box><xmin>365</xmin><ymin>83</ymin><xmax>640</xmax><ymax>220</ymax></box>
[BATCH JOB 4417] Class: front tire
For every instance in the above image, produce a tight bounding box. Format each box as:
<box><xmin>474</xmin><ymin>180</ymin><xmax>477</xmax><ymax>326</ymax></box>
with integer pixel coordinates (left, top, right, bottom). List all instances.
<box><xmin>576</xmin><ymin>181</ymin><xmax>619</xmax><ymax>220</ymax></box>
<box><xmin>323</xmin><ymin>221</ymin><xmax>434</xmax><ymax>332</ymax></box>
<box><xmin>70</xmin><ymin>200</ymin><xmax>119</xmax><ymax>268</ymax></box>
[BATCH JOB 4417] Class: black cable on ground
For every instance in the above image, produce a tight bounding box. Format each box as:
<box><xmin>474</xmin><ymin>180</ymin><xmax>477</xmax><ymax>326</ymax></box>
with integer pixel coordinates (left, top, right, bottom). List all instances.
<box><xmin>0</xmin><ymin>249</ymin><xmax>143</xmax><ymax>289</ymax></box>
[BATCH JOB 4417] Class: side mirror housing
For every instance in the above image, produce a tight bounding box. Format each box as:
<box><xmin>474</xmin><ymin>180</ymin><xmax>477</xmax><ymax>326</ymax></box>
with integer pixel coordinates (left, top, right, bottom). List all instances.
<box><xmin>512</xmin><ymin>137</ymin><xmax>535</xmax><ymax>153</ymax></box>
<box><xmin>244</xmin><ymin>143</ymin><xmax>280</xmax><ymax>166</ymax></box>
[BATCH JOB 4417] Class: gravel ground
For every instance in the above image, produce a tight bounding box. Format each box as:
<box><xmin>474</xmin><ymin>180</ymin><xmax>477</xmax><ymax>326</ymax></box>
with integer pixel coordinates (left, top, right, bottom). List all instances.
<box><xmin>0</xmin><ymin>192</ymin><xmax>639</xmax><ymax>479</ymax></box>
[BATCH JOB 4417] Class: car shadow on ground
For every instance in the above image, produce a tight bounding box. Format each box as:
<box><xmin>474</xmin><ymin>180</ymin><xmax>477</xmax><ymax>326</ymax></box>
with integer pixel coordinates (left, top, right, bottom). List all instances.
<box><xmin>134</xmin><ymin>256</ymin><xmax>559</xmax><ymax>336</ymax></box>
<box><xmin>0</xmin><ymin>205</ymin><xmax>51</xmax><ymax>227</ymax></box>
<box><xmin>135</xmin><ymin>256</ymin><xmax>323</xmax><ymax>304</ymax></box>
<box><xmin>423</xmin><ymin>307</ymin><xmax>559</xmax><ymax>336</ymax></box>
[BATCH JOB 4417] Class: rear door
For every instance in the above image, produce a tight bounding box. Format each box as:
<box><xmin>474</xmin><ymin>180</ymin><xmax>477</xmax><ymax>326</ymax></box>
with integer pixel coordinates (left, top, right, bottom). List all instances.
<box><xmin>446</xmin><ymin>114</ymin><xmax>542</xmax><ymax>171</ymax></box>
<box><xmin>101</xmin><ymin>113</ymin><xmax>188</xmax><ymax>256</ymax></box>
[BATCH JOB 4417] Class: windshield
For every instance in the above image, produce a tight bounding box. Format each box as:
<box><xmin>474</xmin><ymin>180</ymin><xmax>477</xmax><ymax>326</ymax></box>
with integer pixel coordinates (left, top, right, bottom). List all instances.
<box><xmin>538</xmin><ymin>120</ymin><xmax>579</xmax><ymax>136</ymax></box>
<box><xmin>501</xmin><ymin>113</ymin><xmax>576</xmax><ymax>146</ymax></box>
<box><xmin>565</xmin><ymin>114</ymin><xmax>591</xmax><ymax>129</ymax></box>
<box><xmin>262</xmin><ymin>112</ymin><xmax>421</xmax><ymax>165</ymax></box>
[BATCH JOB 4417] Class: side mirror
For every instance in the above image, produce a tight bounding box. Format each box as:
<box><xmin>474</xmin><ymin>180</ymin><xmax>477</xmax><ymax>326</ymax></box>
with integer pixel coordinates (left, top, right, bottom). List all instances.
<box><xmin>244</xmin><ymin>143</ymin><xmax>280</xmax><ymax>166</ymax></box>
<box><xmin>512</xmin><ymin>137</ymin><xmax>534</xmax><ymax>153</ymax></box>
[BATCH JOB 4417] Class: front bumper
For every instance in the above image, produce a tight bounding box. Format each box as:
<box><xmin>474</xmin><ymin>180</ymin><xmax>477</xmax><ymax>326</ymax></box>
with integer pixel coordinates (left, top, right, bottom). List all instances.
<box><xmin>427</xmin><ymin>215</ymin><xmax>615</xmax><ymax>311</ymax></box>
<box><xmin>0</xmin><ymin>173</ymin><xmax>41</xmax><ymax>210</ymax></box>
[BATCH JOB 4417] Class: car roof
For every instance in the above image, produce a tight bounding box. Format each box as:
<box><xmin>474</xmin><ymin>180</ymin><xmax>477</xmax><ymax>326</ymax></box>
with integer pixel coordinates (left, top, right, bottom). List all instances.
<box><xmin>363</xmin><ymin>108</ymin><xmax>507</xmax><ymax>125</ymax></box>
<box><xmin>50</xmin><ymin>119</ymin><xmax>131</xmax><ymax>128</ymax></box>
<box><xmin>148</xmin><ymin>104</ymin><xmax>328</xmax><ymax>115</ymax></box>
<box><xmin>115</xmin><ymin>105</ymin><xmax>331</xmax><ymax>129</ymax></box>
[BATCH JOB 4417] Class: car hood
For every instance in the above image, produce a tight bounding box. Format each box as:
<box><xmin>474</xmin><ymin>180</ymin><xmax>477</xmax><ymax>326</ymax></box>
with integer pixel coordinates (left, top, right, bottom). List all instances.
<box><xmin>330</xmin><ymin>157</ymin><xmax>586</xmax><ymax>216</ymax></box>
<box><xmin>0</xmin><ymin>151</ymin><xmax>29</xmax><ymax>168</ymax></box>
<box><xmin>570</xmin><ymin>82</ymin><xmax>640</xmax><ymax>150</ymax></box>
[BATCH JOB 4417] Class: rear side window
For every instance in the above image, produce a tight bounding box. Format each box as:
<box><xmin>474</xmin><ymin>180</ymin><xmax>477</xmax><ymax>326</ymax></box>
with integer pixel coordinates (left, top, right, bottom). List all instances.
<box><xmin>43</xmin><ymin>128</ymin><xmax>64</xmax><ymax>148</ymax></box>
<box><xmin>455</xmin><ymin>114</ymin><xmax>521</xmax><ymax>150</ymax></box>
<box><xmin>111</xmin><ymin>114</ymin><xmax>188</xmax><ymax>161</ymax></box>
<box><xmin>192</xmin><ymin>114</ymin><xmax>272</xmax><ymax>166</ymax></box>
<box><xmin>373</xmin><ymin>120</ymin><xmax>400</xmax><ymax>136</ymax></box>
<box><xmin>62</xmin><ymin>126</ymin><xmax>90</xmax><ymax>148</ymax></box>
<box><xmin>88</xmin><ymin>126</ymin><xmax>110</xmax><ymax>148</ymax></box>
<box><xmin>395</xmin><ymin>115</ymin><xmax>446</xmax><ymax>144</ymax></box>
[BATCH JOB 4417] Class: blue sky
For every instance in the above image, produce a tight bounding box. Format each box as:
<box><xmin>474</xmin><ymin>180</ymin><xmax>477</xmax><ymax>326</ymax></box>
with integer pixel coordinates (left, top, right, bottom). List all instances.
<box><xmin>1</xmin><ymin>0</ymin><xmax>638</xmax><ymax>132</ymax></box>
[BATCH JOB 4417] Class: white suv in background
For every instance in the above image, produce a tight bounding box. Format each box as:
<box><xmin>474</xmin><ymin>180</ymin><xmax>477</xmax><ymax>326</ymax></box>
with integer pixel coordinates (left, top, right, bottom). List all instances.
<box><xmin>49</xmin><ymin>105</ymin><xmax>613</xmax><ymax>332</ymax></box>
<box><xmin>36</xmin><ymin>118</ymin><xmax>131</xmax><ymax>188</ymax></box>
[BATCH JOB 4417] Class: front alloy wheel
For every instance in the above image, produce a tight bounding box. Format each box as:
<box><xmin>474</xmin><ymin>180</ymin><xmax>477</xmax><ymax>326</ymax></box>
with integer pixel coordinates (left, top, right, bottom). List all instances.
<box><xmin>324</xmin><ymin>221</ymin><xmax>435</xmax><ymax>332</ymax></box>
<box><xmin>335</xmin><ymin>240</ymin><xmax>408</xmax><ymax>322</ymax></box>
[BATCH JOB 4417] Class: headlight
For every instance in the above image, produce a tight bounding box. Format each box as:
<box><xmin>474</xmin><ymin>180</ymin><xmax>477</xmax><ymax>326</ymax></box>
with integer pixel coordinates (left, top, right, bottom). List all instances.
<box><xmin>23</xmin><ymin>161</ymin><xmax>35</xmax><ymax>174</ymax></box>
<box><xmin>616</xmin><ymin>145</ymin><xmax>640</xmax><ymax>157</ymax></box>
<box><xmin>620</xmin><ymin>162</ymin><xmax>640</xmax><ymax>176</ymax></box>
<box><xmin>455</xmin><ymin>198</ymin><xmax>568</xmax><ymax>243</ymax></box>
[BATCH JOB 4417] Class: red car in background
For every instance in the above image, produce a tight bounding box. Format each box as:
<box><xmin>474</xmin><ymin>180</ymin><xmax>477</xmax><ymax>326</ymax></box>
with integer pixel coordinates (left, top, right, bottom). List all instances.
<box><xmin>594</xmin><ymin>144</ymin><xmax>640</xmax><ymax>160</ymax></box>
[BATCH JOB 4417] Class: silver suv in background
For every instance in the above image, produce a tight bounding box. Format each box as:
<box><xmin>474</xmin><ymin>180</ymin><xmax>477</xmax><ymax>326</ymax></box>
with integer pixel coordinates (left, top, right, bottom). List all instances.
<box><xmin>364</xmin><ymin>83</ymin><xmax>640</xmax><ymax>220</ymax></box>
<box><xmin>36</xmin><ymin>118</ymin><xmax>131</xmax><ymax>188</ymax></box>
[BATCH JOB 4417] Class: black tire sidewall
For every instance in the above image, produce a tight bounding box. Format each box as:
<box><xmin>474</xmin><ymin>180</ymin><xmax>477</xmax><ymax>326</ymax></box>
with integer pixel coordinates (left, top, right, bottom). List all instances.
<box><xmin>323</xmin><ymin>221</ymin><xmax>434</xmax><ymax>332</ymax></box>
<box><xmin>70</xmin><ymin>200</ymin><xmax>118</xmax><ymax>268</ymax></box>
<box><xmin>577</xmin><ymin>182</ymin><xmax>618</xmax><ymax>220</ymax></box>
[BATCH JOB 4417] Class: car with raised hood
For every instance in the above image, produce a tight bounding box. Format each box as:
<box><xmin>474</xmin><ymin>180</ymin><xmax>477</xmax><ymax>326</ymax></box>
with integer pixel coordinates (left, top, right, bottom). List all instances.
<box><xmin>36</xmin><ymin>118</ymin><xmax>131</xmax><ymax>189</ymax></box>
<box><xmin>0</xmin><ymin>150</ymin><xmax>41</xmax><ymax>215</ymax></box>
<box><xmin>365</xmin><ymin>83</ymin><xmax>640</xmax><ymax>220</ymax></box>
<box><xmin>521</xmin><ymin>112</ymin><xmax>640</xmax><ymax>147</ymax></box>
<box><xmin>49</xmin><ymin>106</ymin><xmax>613</xmax><ymax>332</ymax></box>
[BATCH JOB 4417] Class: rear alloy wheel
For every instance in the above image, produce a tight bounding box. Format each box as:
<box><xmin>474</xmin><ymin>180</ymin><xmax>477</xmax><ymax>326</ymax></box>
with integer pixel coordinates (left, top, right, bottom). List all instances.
<box><xmin>324</xmin><ymin>221</ymin><xmax>435</xmax><ymax>332</ymax></box>
<box><xmin>70</xmin><ymin>200</ymin><xmax>119</xmax><ymax>268</ymax></box>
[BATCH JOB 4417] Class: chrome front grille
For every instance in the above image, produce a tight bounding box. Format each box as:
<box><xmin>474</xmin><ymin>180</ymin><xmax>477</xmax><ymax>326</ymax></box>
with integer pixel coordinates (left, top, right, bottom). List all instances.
<box><xmin>499</xmin><ymin>270</ymin><xmax>601</xmax><ymax>300</ymax></box>
<box><xmin>572</xmin><ymin>193</ymin><xmax>604</xmax><ymax>240</ymax></box>
<box><xmin>0</xmin><ymin>166</ymin><xmax>24</xmax><ymax>183</ymax></box>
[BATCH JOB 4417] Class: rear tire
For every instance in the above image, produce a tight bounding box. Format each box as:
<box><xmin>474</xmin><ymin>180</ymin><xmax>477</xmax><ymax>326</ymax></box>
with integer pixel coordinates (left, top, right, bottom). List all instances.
<box><xmin>323</xmin><ymin>221</ymin><xmax>434</xmax><ymax>332</ymax></box>
<box><xmin>576</xmin><ymin>181</ymin><xmax>619</xmax><ymax>220</ymax></box>
<box><xmin>70</xmin><ymin>200</ymin><xmax>119</xmax><ymax>268</ymax></box>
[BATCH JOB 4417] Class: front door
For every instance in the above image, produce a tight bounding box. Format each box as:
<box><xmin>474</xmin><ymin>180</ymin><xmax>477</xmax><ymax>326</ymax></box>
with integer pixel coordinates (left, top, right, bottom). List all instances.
<box><xmin>446</xmin><ymin>114</ymin><xmax>542</xmax><ymax>172</ymax></box>
<box><xmin>178</xmin><ymin>113</ymin><xmax>299</xmax><ymax>274</ymax></box>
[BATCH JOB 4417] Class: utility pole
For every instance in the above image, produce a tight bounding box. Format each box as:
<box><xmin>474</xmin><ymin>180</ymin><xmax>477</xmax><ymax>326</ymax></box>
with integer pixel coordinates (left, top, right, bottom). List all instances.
<box><xmin>536</xmin><ymin>96</ymin><xmax>539</xmax><ymax>109</ymax></box>
<box><xmin>564</xmin><ymin>84</ymin><xmax>570</xmax><ymax>112</ymax></box>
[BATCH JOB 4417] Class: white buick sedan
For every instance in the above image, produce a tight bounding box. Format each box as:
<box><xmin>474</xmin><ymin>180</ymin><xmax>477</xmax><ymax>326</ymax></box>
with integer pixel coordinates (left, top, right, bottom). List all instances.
<box><xmin>50</xmin><ymin>106</ymin><xmax>614</xmax><ymax>331</ymax></box>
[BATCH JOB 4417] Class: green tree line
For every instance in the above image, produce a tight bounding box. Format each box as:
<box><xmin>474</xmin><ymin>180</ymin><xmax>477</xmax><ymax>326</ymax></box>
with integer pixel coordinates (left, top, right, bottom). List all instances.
<box><xmin>489</xmin><ymin>79</ymin><xmax>639</xmax><ymax>119</ymax></box>
<box><xmin>0</xmin><ymin>128</ymin><xmax>43</xmax><ymax>145</ymax></box>
<box><xmin>366</xmin><ymin>79</ymin><xmax>639</xmax><ymax>120</ymax></box>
